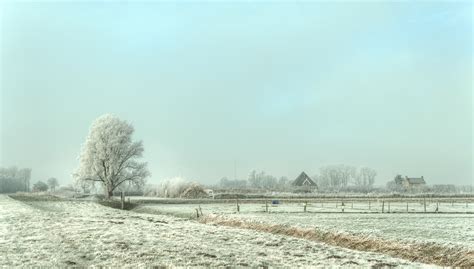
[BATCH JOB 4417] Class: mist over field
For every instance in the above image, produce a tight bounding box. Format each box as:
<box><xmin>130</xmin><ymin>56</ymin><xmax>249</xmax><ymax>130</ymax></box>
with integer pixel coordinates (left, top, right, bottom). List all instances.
<box><xmin>0</xmin><ymin>1</ymin><xmax>473</xmax><ymax>268</ymax></box>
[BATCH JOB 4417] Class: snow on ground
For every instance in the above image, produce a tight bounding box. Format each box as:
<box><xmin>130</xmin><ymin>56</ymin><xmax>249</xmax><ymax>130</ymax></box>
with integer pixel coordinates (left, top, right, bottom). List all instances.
<box><xmin>0</xmin><ymin>195</ymin><xmax>429</xmax><ymax>267</ymax></box>
<box><xmin>136</xmin><ymin>203</ymin><xmax>474</xmax><ymax>266</ymax></box>
<box><xmin>133</xmin><ymin>200</ymin><xmax>474</xmax><ymax>213</ymax></box>
<box><xmin>234</xmin><ymin>213</ymin><xmax>474</xmax><ymax>249</ymax></box>
<box><xmin>138</xmin><ymin>203</ymin><xmax>474</xmax><ymax>248</ymax></box>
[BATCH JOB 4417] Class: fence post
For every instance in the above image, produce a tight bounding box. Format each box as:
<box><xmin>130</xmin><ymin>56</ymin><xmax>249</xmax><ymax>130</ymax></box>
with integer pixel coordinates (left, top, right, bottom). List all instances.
<box><xmin>341</xmin><ymin>201</ymin><xmax>345</xmax><ymax>213</ymax></box>
<box><xmin>195</xmin><ymin>208</ymin><xmax>200</xmax><ymax>218</ymax></box>
<box><xmin>424</xmin><ymin>198</ymin><xmax>426</xmax><ymax>213</ymax></box>
<box><xmin>304</xmin><ymin>201</ymin><xmax>307</xmax><ymax>213</ymax></box>
<box><xmin>406</xmin><ymin>202</ymin><xmax>409</xmax><ymax>212</ymax></box>
<box><xmin>265</xmin><ymin>200</ymin><xmax>268</xmax><ymax>213</ymax></box>
<box><xmin>388</xmin><ymin>202</ymin><xmax>390</xmax><ymax>213</ymax></box>
<box><xmin>121</xmin><ymin>191</ymin><xmax>124</xmax><ymax>210</ymax></box>
<box><xmin>236</xmin><ymin>199</ymin><xmax>240</xmax><ymax>213</ymax></box>
<box><xmin>382</xmin><ymin>200</ymin><xmax>385</xmax><ymax>213</ymax></box>
<box><xmin>199</xmin><ymin>205</ymin><xmax>203</xmax><ymax>216</ymax></box>
<box><xmin>369</xmin><ymin>200</ymin><xmax>371</xmax><ymax>210</ymax></box>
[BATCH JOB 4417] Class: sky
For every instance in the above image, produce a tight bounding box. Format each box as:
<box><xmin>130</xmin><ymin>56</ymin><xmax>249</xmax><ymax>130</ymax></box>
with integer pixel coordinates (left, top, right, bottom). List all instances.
<box><xmin>0</xmin><ymin>1</ymin><xmax>472</xmax><ymax>186</ymax></box>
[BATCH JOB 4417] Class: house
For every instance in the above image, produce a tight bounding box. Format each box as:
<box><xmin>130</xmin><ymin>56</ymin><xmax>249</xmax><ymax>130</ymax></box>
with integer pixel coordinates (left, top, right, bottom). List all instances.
<box><xmin>292</xmin><ymin>172</ymin><xmax>318</xmax><ymax>191</ymax></box>
<box><xmin>394</xmin><ymin>175</ymin><xmax>426</xmax><ymax>190</ymax></box>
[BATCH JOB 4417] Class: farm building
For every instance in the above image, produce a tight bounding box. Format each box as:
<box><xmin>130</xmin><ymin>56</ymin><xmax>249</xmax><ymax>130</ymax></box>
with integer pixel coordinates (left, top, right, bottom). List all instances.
<box><xmin>394</xmin><ymin>175</ymin><xmax>426</xmax><ymax>191</ymax></box>
<box><xmin>292</xmin><ymin>172</ymin><xmax>318</xmax><ymax>192</ymax></box>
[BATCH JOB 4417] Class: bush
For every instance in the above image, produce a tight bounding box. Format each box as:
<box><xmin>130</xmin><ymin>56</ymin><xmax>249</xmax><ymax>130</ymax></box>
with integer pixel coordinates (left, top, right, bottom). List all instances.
<box><xmin>180</xmin><ymin>184</ymin><xmax>208</xmax><ymax>199</ymax></box>
<box><xmin>32</xmin><ymin>181</ymin><xmax>48</xmax><ymax>192</ymax></box>
<box><xmin>145</xmin><ymin>177</ymin><xmax>205</xmax><ymax>198</ymax></box>
<box><xmin>58</xmin><ymin>185</ymin><xmax>75</xmax><ymax>193</ymax></box>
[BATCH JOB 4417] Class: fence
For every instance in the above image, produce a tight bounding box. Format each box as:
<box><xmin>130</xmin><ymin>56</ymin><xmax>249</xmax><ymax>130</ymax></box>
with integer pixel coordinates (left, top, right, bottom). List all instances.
<box><xmin>185</xmin><ymin>198</ymin><xmax>474</xmax><ymax>215</ymax></box>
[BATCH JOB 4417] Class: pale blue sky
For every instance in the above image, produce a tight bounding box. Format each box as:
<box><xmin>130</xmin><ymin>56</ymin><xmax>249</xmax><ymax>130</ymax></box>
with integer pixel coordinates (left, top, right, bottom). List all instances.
<box><xmin>1</xmin><ymin>1</ymin><xmax>472</xmax><ymax>186</ymax></box>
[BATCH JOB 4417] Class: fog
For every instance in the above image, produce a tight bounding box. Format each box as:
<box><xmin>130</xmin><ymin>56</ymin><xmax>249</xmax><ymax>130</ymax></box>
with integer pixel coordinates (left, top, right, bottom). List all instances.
<box><xmin>1</xmin><ymin>2</ymin><xmax>472</xmax><ymax>186</ymax></box>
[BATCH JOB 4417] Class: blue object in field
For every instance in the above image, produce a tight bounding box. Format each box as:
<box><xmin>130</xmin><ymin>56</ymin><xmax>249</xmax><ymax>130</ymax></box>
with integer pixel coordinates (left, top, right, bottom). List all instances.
<box><xmin>272</xmin><ymin>200</ymin><xmax>280</xmax><ymax>205</ymax></box>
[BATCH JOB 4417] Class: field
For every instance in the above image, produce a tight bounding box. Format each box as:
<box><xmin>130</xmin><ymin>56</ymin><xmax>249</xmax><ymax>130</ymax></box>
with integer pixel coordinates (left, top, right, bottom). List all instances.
<box><xmin>135</xmin><ymin>200</ymin><xmax>474</xmax><ymax>266</ymax></box>
<box><xmin>0</xmin><ymin>194</ymin><xmax>433</xmax><ymax>267</ymax></box>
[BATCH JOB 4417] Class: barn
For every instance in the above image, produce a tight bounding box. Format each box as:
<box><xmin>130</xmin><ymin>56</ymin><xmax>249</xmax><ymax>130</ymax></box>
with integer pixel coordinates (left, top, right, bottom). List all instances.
<box><xmin>292</xmin><ymin>172</ymin><xmax>318</xmax><ymax>191</ymax></box>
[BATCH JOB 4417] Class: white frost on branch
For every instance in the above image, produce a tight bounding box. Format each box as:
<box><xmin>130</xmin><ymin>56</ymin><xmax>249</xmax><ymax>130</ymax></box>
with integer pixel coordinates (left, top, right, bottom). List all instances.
<box><xmin>73</xmin><ymin>114</ymin><xmax>150</xmax><ymax>198</ymax></box>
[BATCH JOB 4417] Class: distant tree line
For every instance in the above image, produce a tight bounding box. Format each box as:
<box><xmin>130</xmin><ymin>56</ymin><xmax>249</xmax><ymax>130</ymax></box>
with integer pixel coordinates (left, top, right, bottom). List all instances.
<box><xmin>32</xmin><ymin>177</ymin><xmax>59</xmax><ymax>192</ymax></box>
<box><xmin>0</xmin><ymin>166</ymin><xmax>63</xmax><ymax>194</ymax></box>
<box><xmin>219</xmin><ymin>171</ymin><xmax>290</xmax><ymax>191</ymax></box>
<box><xmin>314</xmin><ymin>165</ymin><xmax>376</xmax><ymax>192</ymax></box>
<box><xmin>217</xmin><ymin>165</ymin><xmax>377</xmax><ymax>193</ymax></box>
<box><xmin>0</xmin><ymin>166</ymin><xmax>31</xmax><ymax>193</ymax></box>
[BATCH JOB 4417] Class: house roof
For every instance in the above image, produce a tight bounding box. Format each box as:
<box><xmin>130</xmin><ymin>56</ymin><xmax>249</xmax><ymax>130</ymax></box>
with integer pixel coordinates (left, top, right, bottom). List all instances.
<box><xmin>407</xmin><ymin>177</ymin><xmax>425</xmax><ymax>184</ymax></box>
<box><xmin>292</xmin><ymin>172</ymin><xmax>317</xmax><ymax>186</ymax></box>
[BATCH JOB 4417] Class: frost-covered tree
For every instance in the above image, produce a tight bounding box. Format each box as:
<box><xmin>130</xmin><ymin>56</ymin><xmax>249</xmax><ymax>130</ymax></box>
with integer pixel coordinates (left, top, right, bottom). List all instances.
<box><xmin>319</xmin><ymin>165</ymin><xmax>343</xmax><ymax>189</ymax></box>
<box><xmin>47</xmin><ymin>177</ymin><xmax>59</xmax><ymax>192</ymax></box>
<box><xmin>0</xmin><ymin>166</ymin><xmax>32</xmax><ymax>193</ymax></box>
<box><xmin>73</xmin><ymin>114</ymin><xmax>150</xmax><ymax>198</ymax></box>
<box><xmin>337</xmin><ymin>164</ymin><xmax>356</xmax><ymax>188</ymax></box>
<box><xmin>73</xmin><ymin>177</ymin><xmax>93</xmax><ymax>194</ymax></box>
<box><xmin>355</xmin><ymin>167</ymin><xmax>376</xmax><ymax>187</ymax></box>
<box><xmin>248</xmin><ymin>170</ymin><xmax>278</xmax><ymax>189</ymax></box>
<box><xmin>277</xmin><ymin>176</ymin><xmax>290</xmax><ymax>190</ymax></box>
<box><xmin>33</xmin><ymin>181</ymin><xmax>48</xmax><ymax>192</ymax></box>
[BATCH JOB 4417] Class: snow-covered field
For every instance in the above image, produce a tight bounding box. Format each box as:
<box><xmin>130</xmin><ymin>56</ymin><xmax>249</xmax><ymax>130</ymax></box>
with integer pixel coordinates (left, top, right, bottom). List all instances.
<box><xmin>0</xmin><ymin>195</ymin><xmax>430</xmax><ymax>267</ymax></box>
<box><xmin>137</xmin><ymin>202</ymin><xmax>474</xmax><ymax>266</ymax></box>
<box><xmin>132</xmin><ymin>199</ymin><xmax>474</xmax><ymax>214</ymax></box>
<box><xmin>136</xmin><ymin>203</ymin><xmax>474</xmax><ymax>247</ymax></box>
<box><xmin>232</xmin><ymin>213</ymin><xmax>474</xmax><ymax>248</ymax></box>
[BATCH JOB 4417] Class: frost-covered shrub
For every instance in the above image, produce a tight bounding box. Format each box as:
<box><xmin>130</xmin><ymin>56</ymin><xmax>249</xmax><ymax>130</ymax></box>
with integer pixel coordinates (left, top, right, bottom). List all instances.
<box><xmin>145</xmin><ymin>177</ymin><xmax>204</xmax><ymax>198</ymax></box>
<box><xmin>143</xmin><ymin>184</ymin><xmax>158</xmax><ymax>196</ymax></box>
<box><xmin>180</xmin><ymin>184</ymin><xmax>208</xmax><ymax>198</ymax></box>
<box><xmin>58</xmin><ymin>185</ymin><xmax>75</xmax><ymax>193</ymax></box>
<box><xmin>32</xmin><ymin>181</ymin><xmax>48</xmax><ymax>192</ymax></box>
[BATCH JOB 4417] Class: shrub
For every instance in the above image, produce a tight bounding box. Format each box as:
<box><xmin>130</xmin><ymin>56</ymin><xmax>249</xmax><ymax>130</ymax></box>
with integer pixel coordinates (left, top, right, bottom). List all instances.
<box><xmin>180</xmin><ymin>184</ymin><xmax>208</xmax><ymax>199</ymax></box>
<box><xmin>145</xmin><ymin>177</ymin><xmax>205</xmax><ymax>198</ymax></box>
<box><xmin>32</xmin><ymin>181</ymin><xmax>48</xmax><ymax>192</ymax></box>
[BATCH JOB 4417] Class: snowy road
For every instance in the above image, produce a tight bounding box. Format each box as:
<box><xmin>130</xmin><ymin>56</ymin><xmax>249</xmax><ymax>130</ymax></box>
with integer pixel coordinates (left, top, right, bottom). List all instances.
<box><xmin>0</xmin><ymin>195</ymin><xmax>429</xmax><ymax>267</ymax></box>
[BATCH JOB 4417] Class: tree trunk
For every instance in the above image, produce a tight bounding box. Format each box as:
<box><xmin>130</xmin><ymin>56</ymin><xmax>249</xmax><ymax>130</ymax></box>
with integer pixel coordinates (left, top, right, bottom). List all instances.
<box><xmin>107</xmin><ymin>190</ymin><xmax>113</xmax><ymax>199</ymax></box>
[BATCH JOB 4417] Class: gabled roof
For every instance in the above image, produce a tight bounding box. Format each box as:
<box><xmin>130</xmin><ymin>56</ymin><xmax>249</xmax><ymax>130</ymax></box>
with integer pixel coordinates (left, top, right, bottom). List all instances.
<box><xmin>407</xmin><ymin>177</ymin><xmax>425</xmax><ymax>184</ymax></box>
<box><xmin>292</xmin><ymin>172</ymin><xmax>317</xmax><ymax>187</ymax></box>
